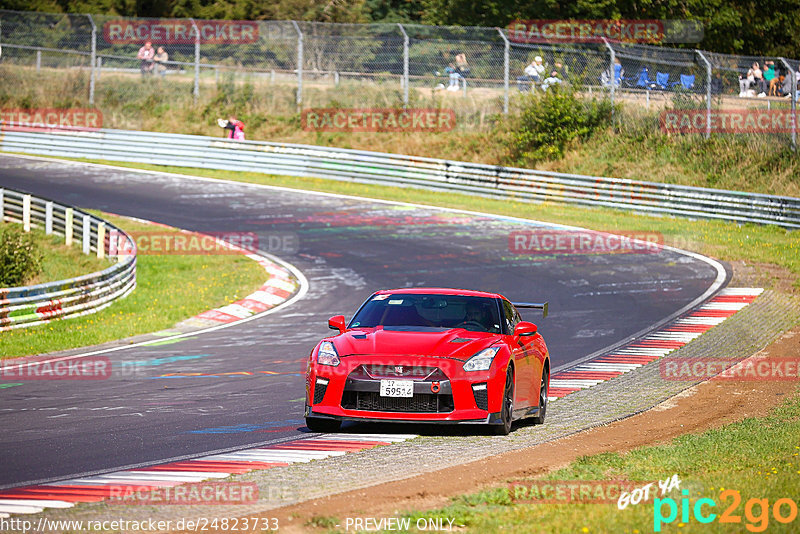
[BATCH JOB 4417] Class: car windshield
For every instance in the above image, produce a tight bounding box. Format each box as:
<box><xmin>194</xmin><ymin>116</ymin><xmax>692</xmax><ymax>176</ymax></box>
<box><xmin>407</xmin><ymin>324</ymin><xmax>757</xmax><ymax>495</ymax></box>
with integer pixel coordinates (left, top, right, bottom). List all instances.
<box><xmin>349</xmin><ymin>294</ymin><xmax>502</xmax><ymax>333</ymax></box>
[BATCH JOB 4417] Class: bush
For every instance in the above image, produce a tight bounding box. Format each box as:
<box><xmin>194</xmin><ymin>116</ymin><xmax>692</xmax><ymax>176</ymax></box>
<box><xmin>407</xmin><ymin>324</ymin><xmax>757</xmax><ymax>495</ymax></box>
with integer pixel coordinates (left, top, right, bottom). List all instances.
<box><xmin>502</xmin><ymin>87</ymin><xmax>614</xmax><ymax>166</ymax></box>
<box><xmin>0</xmin><ymin>226</ymin><xmax>43</xmax><ymax>287</ymax></box>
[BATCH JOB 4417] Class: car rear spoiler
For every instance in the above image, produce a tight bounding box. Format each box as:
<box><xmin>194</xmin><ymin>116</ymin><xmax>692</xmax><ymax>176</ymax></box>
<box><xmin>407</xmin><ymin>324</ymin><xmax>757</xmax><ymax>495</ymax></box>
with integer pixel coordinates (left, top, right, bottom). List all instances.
<box><xmin>512</xmin><ymin>302</ymin><xmax>549</xmax><ymax>319</ymax></box>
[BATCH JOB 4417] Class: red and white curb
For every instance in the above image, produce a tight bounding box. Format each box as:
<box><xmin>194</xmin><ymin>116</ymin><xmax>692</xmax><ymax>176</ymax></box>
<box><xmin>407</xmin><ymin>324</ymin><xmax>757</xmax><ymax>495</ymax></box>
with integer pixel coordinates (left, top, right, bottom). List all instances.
<box><xmin>180</xmin><ymin>254</ymin><xmax>298</xmax><ymax>328</ymax></box>
<box><xmin>0</xmin><ymin>434</ymin><xmax>417</xmax><ymax>517</ymax></box>
<box><xmin>112</xmin><ymin>214</ymin><xmax>300</xmax><ymax>328</ymax></box>
<box><xmin>548</xmin><ymin>288</ymin><xmax>764</xmax><ymax>400</ymax></box>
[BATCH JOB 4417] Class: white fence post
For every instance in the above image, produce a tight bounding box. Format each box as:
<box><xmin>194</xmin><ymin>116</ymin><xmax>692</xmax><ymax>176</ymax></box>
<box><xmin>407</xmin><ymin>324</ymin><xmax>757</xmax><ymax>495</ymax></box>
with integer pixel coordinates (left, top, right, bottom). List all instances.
<box><xmin>780</xmin><ymin>57</ymin><xmax>797</xmax><ymax>151</ymax></box>
<box><xmin>190</xmin><ymin>18</ymin><xmax>200</xmax><ymax>101</ymax></box>
<box><xmin>497</xmin><ymin>27</ymin><xmax>509</xmax><ymax>114</ymax></box>
<box><xmin>97</xmin><ymin>222</ymin><xmax>105</xmax><ymax>259</ymax></box>
<box><xmin>22</xmin><ymin>194</ymin><xmax>31</xmax><ymax>232</ymax></box>
<box><xmin>0</xmin><ymin>190</ymin><xmax>4</xmax><ymax>223</ymax></box>
<box><xmin>602</xmin><ymin>38</ymin><xmax>615</xmax><ymax>123</ymax></box>
<box><xmin>36</xmin><ymin>49</ymin><xmax>41</xmax><ymax>71</ymax></box>
<box><xmin>291</xmin><ymin>21</ymin><xmax>303</xmax><ymax>111</ymax></box>
<box><xmin>696</xmin><ymin>50</ymin><xmax>712</xmax><ymax>140</ymax></box>
<box><xmin>398</xmin><ymin>23</ymin><xmax>409</xmax><ymax>107</ymax></box>
<box><xmin>45</xmin><ymin>201</ymin><xmax>53</xmax><ymax>234</ymax></box>
<box><xmin>65</xmin><ymin>208</ymin><xmax>73</xmax><ymax>246</ymax></box>
<box><xmin>87</xmin><ymin>14</ymin><xmax>96</xmax><ymax>105</ymax></box>
<box><xmin>82</xmin><ymin>214</ymin><xmax>91</xmax><ymax>254</ymax></box>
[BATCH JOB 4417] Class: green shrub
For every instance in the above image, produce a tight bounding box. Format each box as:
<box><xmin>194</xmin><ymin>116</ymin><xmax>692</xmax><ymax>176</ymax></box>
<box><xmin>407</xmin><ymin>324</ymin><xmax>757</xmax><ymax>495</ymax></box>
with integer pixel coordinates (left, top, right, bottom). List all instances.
<box><xmin>502</xmin><ymin>87</ymin><xmax>614</xmax><ymax>166</ymax></box>
<box><xmin>0</xmin><ymin>225</ymin><xmax>43</xmax><ymax>287</ymax></box>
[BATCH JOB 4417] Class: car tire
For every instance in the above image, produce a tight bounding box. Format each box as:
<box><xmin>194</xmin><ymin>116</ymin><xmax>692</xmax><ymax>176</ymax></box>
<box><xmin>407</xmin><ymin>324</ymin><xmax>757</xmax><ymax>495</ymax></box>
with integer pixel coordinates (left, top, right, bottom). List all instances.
<box><xmin>305</xmin><ymin>416</ymin><xmax>341</xmax><ymax>433</ymax></box>
<box><xmin>532</xmin><ymin>368</ymin><xmax>548</xmax><ymax>425</ymax></box>
<box><xmin>493</xmin><ymin>366</ymin><xmax>514</xmax><ymax>435</ymax></box>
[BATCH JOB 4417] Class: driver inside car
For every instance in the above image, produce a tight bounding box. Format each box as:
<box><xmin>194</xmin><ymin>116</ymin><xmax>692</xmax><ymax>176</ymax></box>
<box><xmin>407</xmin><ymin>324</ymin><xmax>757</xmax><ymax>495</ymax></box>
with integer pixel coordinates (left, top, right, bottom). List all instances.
<box><xmin>459</xmin><ymin>302</ymin><xmax>488</xmax><ymax>330</ymax></box>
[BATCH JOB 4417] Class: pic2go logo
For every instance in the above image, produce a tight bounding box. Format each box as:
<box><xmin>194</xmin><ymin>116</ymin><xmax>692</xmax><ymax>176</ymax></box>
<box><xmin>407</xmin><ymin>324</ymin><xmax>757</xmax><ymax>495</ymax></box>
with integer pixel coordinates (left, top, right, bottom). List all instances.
<box><xmin>654</xmin><ymin>489</ymin><xmax>798</xmax><ymax>532</ymax></box>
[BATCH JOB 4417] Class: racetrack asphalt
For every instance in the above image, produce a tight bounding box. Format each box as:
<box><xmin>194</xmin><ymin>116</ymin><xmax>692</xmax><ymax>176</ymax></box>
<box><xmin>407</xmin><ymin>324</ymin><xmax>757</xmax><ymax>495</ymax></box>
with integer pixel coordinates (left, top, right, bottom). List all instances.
<box><xmin>0</xmin><ymin>155</ymin><xmax>725</xmax><ymax>489</ymax></box>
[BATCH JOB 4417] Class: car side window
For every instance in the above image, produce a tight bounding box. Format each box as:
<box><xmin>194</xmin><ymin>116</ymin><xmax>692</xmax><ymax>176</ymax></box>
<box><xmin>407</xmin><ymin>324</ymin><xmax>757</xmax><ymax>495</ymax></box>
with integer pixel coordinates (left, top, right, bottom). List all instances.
<box><xmin>502</xmin><ymin>299</ymin><xmax>518</xmax><ymax>334</ymax></box>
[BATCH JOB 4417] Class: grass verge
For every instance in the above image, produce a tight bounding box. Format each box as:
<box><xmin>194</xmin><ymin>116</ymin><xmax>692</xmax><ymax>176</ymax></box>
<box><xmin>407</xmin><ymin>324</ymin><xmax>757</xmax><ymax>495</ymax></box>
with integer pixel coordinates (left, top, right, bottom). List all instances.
<box><xmin>390</xmin><ymin>389</ymin><xmax>800</xmax><ymax>533</ymax></box>
<box><xmin>0</xmin><ymin>212</ymin><xmax>267</xmax><ymax>359</ymax></box>
<box><xmin>7</xmin><ymin>223</ymin><xmax>113</xmax><ymax>286</ymax></box>
<box><xmin>48</xmin><ymin>158</ymin><xmax>800</xmax><ymax>289</ymax></box>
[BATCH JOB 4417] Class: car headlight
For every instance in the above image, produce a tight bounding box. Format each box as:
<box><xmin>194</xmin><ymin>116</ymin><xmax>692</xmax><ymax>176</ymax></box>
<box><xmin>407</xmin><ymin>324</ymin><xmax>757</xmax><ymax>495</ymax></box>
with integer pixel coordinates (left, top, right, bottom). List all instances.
<box><xmin>317</xmin><ymin>341</ymin><xmax>340</xmax><ymax>366</ymax></box>
<box><xmin>463</xmin><ymin>347</ymin><xmax>500</xmax><ymax>372</ymax></box>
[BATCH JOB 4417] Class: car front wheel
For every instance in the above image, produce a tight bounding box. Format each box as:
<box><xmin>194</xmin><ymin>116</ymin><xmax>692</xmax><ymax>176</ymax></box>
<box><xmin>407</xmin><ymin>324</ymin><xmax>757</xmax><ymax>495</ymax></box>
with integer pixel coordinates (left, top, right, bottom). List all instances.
<box><xmin>493</xmin><ymin>366</ymin><xmax>514</xmax><ymax>435</ymax></box>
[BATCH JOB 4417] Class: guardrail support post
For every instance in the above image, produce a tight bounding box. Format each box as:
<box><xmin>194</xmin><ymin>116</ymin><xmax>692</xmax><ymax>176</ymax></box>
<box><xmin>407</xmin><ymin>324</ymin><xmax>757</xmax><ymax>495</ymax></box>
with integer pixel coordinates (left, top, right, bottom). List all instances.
<box><xmin>97</xmin><ymin>222</ymin><xmax>105</xmax><ymax>259</ymax></box>
<box><xmin>291</xmin><ymin>21</ymin><xmax>303</xmax><ymax>111</ymax></box>
<box><xmin>87</xmin><ymin>15</ymin><xmax>97</xmax><ymax>105</ymax></box>
<box><xmin>65</xmin><ymin>208</ymin><xmax>73</xmax><ymax>246</ymax></box>
<box><xmin>696</xmin><ymin>50</ymin><xmax>712</xmax><ymax>140</ymax></box>
<box><xmin>36</xmin><ymin>50</ymin><xmax>41</xmax><ymax>71</ymax></box>
<box><xmin>0</xmin><ymin>190</ymin><xmax>4</xmax><ymax>223</ymax></box>
<box><xmin>23</xmin><ymin>195</ymin><xmax>31</xmax><ymax>232</ymax></box>
<box><xmin>497</xmin><ymin>27</ymin><xmax>510</xmax><ymax>114</ymax></box>
<box><xmin>45</xmin><ymin>201</ymin><xmax>53</xmax><ymax>234</ymax></box>
<box><xmin>190</xmin><ymin>18</ymin><xmax>200</xmax><ymax>102</ymax></box>
<box><xmin>398</xmin><ymin>23</ymin><xmax>409</xmax><ymax>107</ymax></box>
<box><xmin>780</xmin><ymin>57</ymin><xmax>797</xmax><ymax>151</ymax></box>
<box><xmin>82</xmin><ymin>215</ymin><xmax>91</xmax><ymax>255</ymax></box>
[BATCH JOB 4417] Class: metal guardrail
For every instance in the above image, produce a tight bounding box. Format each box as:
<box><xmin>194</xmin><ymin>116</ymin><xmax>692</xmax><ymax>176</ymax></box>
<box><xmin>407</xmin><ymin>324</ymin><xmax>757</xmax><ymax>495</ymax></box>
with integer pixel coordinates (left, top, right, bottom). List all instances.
<box><xmin>0</xmin><ymin>187</ymin><xmax>137</xmax><ymax>330</ymax></box>
<box><xmin>1</xmin><ymin>127</ymin><xmax>799</xmax><ymax>228</ymax></box>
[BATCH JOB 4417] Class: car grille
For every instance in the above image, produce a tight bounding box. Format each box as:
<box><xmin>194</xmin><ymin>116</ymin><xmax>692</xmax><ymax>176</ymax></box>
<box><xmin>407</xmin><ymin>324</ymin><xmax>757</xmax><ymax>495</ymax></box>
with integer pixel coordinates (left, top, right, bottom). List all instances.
<box><xmin>354</xmin><ymin>365</ymin><xmax>446</xmax><ymax>380</ymax></box>
<box><xmin>341</xmin><ymin>391</ymin><xmax>454</xmax><ymax>413</ymax></box>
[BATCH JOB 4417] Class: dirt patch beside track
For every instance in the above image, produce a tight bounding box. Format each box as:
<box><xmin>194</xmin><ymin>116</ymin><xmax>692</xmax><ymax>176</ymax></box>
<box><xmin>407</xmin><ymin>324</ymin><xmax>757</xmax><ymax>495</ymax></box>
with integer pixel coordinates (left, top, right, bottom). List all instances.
<box><xmin>266</xmin><ymin>325</ymin><xmax>800</xmax><ymax>532</ymax></box>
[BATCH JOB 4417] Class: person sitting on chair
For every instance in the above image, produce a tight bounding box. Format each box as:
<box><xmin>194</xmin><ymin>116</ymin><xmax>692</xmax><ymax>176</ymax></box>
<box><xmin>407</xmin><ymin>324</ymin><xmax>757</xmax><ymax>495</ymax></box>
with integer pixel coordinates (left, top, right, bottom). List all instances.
<box><xmin>517</xmin><ymin>56</ymin><xmax>545</xmax><ymax>92</ymax></box>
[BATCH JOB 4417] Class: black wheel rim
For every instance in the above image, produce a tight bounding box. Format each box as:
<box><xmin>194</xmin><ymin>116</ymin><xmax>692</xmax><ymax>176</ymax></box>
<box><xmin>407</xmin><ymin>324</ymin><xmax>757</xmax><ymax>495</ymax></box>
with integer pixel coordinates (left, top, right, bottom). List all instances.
<box><xmin>503</xmin><ymin>370</ymin><xmax>513</xmax><ymax>428</ymax></box>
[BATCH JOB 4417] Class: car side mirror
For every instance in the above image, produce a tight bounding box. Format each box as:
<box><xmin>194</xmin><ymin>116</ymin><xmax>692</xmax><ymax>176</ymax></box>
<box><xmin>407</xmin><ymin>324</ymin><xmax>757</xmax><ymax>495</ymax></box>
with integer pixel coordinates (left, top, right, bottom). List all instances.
<box><xmin>328</xmin><ymin>315</ymin><xmax>346</xmax><ymax>334</ymax></box>
<box><xmin>514</xmin><ymin>321</ymin><xmax>537</xmax><ymax>337</ymax></box>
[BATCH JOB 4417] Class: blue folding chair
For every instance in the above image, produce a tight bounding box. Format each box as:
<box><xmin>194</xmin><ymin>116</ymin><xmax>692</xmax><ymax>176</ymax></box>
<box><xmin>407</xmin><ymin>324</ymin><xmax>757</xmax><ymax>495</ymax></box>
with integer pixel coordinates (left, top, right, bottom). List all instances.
<box><xmin>635</xmin><ymin>67</ymin><xmax>657</xmax><ymax>89</ymax></box>
<box><xmin>677</xmin><ymin>74</ymin><xmax>695</xmax><ymax>90</ymax></box>
<box><xmin>655</xmin><ymin>72</ymin><xmax>670</xmax><ymax>90</ymax></box>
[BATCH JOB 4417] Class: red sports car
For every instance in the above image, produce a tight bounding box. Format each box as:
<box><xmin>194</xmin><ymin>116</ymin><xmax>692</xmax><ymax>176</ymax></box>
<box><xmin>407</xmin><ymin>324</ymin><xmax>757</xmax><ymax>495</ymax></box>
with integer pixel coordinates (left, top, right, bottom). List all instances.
<box><xmin>304</xmin><ymin>288</ymin><xmax>550</xmax><ymax>435</ymax></box>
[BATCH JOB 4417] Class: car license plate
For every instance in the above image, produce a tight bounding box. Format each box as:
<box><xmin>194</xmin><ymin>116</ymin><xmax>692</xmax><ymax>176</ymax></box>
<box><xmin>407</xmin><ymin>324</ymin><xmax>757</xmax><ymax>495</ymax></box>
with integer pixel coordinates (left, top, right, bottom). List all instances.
<box><xmin>380</xmin><ymin>379</ymin><xmax>414</xmax><ymax>398</ymax></box>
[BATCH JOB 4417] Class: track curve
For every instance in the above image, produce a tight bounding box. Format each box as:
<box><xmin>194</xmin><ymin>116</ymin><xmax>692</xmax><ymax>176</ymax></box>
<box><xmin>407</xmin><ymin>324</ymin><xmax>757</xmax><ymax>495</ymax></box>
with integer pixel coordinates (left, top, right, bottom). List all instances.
<box><xmin>0</xmin><ymin>155</ymin><xmax>726</xmax><ymax>488</ymax></box>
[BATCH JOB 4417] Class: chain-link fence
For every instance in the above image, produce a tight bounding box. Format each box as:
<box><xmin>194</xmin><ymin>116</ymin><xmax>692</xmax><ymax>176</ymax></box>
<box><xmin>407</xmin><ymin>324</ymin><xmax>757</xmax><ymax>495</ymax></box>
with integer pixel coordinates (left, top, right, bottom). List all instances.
<box><xmin>1</xmin><ymin>9</ymin><xmax>797</xmax><ymax>147</ymax></box>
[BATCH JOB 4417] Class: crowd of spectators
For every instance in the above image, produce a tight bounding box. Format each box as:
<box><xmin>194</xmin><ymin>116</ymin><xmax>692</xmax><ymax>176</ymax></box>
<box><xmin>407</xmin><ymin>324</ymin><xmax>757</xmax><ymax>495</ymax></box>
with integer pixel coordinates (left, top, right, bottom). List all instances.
<box><xmin>739</xmin><ymin>60</ymin><xmax>798</xmax><ymax>98</ymax></box>
<box><xmin>136</xmin><ymin>41</ymin><xmax>169</xmax><ymax>78</ymax></box>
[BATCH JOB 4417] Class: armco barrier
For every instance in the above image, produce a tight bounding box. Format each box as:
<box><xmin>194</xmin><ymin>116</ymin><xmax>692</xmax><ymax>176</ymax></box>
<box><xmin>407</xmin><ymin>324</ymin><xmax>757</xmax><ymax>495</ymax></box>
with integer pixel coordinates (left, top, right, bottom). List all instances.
<box><xmin>1</xmin><ymin>127</ymin><xmax>799</xmax><ymax>228</ymax></box>
<box><xmin>0</xmin><ymin>188</ymin><xmax>136</xmax><ymax>330</ymax></box>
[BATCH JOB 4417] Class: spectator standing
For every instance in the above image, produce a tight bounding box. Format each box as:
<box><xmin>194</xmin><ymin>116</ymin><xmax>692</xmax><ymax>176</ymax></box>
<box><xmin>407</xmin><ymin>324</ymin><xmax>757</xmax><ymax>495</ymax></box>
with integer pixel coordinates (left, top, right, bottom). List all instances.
<box><xmin>153</xmin><ymin>47</ymin><xmax>168</xmax><ymax>77</ymax></box>
<box><xmin>218</xmin><ymin>116</ymin><xmax>245</xmax><ymax>140</ymax></box>
<box><xmin>751</xmin><ymin>62</ymin><xmax>765</xmax><ymax>96</ymax></box>
<box><xmin>517</xmin><ymin>56</ymin><xmax>545</xmax><ymax>92</ymax></box>
<box><xmin>455</xmin><ymin>52</ymin><xmax>470</xmax><ymax>78</ymax></box>
<box><xmin>764</xmin><ymin>61</ymin><xmax>777</xmax><ymax>95</ymax></box>
<box><xmin>137</xmin><ymin>41</ymin><xmax>155</xmax><ymax>78</ymax></box>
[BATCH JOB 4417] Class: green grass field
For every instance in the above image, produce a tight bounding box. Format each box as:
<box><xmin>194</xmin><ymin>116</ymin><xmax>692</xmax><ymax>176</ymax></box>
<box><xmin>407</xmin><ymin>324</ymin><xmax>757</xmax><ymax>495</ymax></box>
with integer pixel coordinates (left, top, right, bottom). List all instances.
<box><xmin>0</xmin><ymin>213</ymin><xmax>267</xmax><ymax>359</ymax></box>
<box><xmin>381</xmin><ymin>391</ymin><xmax>800</xmax><ymax>533</ymax></box>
